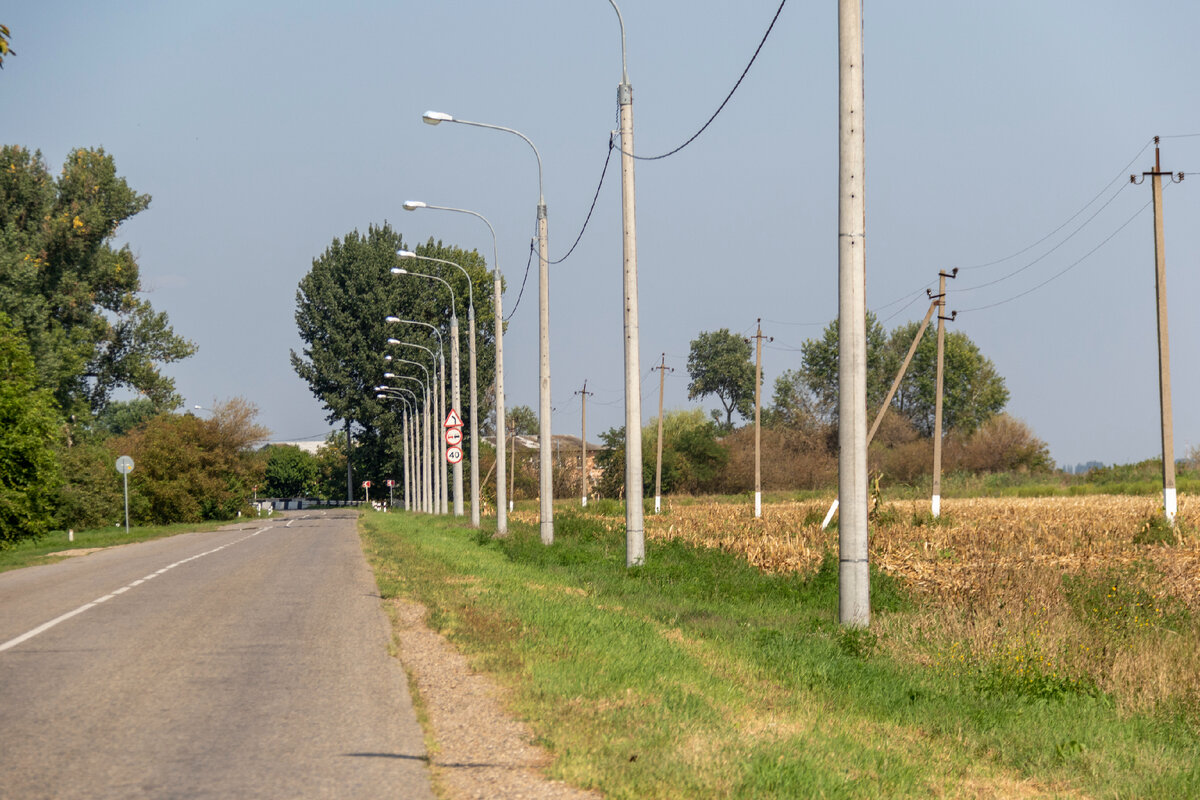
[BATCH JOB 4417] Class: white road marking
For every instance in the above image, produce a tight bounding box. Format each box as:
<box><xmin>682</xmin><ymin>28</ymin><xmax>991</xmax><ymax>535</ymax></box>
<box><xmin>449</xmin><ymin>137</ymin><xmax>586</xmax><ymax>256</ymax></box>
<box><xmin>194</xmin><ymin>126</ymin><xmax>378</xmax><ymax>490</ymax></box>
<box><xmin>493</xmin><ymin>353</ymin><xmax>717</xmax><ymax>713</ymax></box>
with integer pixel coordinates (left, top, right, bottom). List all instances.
<box><xmin>0</xmin><ymin>526</ymin><xmax>275</xmax><ymax>653</ymax></box>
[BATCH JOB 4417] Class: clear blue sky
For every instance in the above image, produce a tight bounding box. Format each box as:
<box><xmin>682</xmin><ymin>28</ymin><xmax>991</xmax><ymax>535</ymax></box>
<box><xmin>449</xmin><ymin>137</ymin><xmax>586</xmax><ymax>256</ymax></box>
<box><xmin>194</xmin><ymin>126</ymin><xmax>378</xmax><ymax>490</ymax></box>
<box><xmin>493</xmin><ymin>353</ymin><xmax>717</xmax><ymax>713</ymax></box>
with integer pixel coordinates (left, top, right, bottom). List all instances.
<box><xmin>4</xmin><ymin>1</ymin><xmax>1199</xmax><ymax>470</ymax></box>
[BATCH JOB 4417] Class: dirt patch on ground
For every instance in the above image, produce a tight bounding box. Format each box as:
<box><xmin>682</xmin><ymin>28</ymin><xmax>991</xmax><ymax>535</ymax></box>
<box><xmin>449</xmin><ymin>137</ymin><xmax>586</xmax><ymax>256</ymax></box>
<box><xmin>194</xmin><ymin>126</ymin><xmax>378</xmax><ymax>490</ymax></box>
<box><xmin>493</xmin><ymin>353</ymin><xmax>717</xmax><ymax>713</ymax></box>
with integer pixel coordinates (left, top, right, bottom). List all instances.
<box><xmin>388</xmin><ymin>597</ymin><xmax>601</xmax><ymax>800</ymax></box>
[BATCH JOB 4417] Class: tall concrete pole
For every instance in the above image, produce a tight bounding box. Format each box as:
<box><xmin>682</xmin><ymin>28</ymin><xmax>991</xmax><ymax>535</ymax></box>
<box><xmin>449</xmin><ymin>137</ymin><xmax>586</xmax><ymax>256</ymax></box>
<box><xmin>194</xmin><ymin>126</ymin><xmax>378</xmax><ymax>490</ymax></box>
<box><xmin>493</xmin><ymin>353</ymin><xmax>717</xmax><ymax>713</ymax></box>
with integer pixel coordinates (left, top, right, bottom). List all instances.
<box><xmin>653</xmin><ymin>353</ymin><xmax>671</xmax><ymax>514</ymax></box>
<box><xmin>1134</xmin><ymin>139</ymin><xmax>1181</xmax><ymax>524</ymax></box>
<box><xmin>538</xmin><ymin>210</ymin><xmax>554</xmax><ymax>544</ymax></box>
<box><xmin>438</xmin><ymin>350</ymin><xmax>449</xmax><ymax>514</ymax></box>
<box><xmin>838</xmin><ymin>0</ymin><xmax>869</xmax><ymax>627</ymax></box>
<box><xmin>577</xmin><ymin>380</ymin><xmax>593</xmax><ymax>507</ymax></box>
<box><xmin>448</xmin><ymin>315</ymin><xmax>463</xmax><ymax>516</ymax></box>
<box><xmin>931</xmin><ymin>271</ymin><xmax>950</xmax><ymax>518</ymax></box>
<box><xmin>749</xmin><ymin>320</ymin><xmax>772</xmax><ymax>519</ymax></box>
<box><xmin>610</xmin><ymin>0</ymin><xmax>644</xmax><ymax>567</ymax></box>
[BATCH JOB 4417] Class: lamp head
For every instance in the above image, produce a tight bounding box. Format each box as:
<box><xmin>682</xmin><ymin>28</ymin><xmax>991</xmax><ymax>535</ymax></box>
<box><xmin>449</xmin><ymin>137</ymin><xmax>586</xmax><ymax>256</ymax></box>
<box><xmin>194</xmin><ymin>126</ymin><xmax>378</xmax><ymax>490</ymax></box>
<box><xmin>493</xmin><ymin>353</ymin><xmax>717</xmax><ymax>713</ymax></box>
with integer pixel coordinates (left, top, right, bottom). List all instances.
<box><xmin>390</xmin><ymin>267</ymin><xmax>407</xmax><ymax>275</ymax></box>
<box><xmin>396</xmin><ymin>249</ymin><xmax>416</xmax><ymax>259</ymax></box>
<box><xmin>384</xmin><ymin>354</ymin><xmax>392</xmax><ymax>361</ymax></box>
<box><xmin>422</xmin><ymin>110</ymin><xmax>453</xmax><ymax>125</ymax></box>
<box><xmin>385</xmin><ymin>316</ymin><xmax>400</xmax><ymax>323</ymax></box>
<box><xmin>401</xmin><ymin>201</ymin><xmax>426</xmax><ymax>212</ymax></box>
<box><xmin>384</xmin><ymin>372</ymin><xmax>395</xmax><ymax>379</ymax></box>
<box><xmin>387</xmin><ymin>338</ymin><xmax>400</xmax><ymax>345</ymax></box>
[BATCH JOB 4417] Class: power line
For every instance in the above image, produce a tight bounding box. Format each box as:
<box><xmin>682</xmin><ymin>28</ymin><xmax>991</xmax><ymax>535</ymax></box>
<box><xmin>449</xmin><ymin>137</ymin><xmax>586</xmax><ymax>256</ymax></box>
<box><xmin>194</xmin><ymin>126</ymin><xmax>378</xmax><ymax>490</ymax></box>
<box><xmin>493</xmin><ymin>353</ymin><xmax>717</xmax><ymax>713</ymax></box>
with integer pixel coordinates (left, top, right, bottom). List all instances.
<box><xmin>549</xmin><ymin>135</ymin><xmax>615</xmax><ymax>265</ymax></box>
<box><xmin>617</xmin><ymin>0</ymin><xmax>788</xmax><ymax>162</ymax></box>
<box><xmin>504</xmin><ymin>237</ymin><xmax>535</xmax><ymax>322</ymax></box>
<box><xmin>957</xmin><ymin>198</ymin><xmax>1152</xmax><ymax>314</ymax></box>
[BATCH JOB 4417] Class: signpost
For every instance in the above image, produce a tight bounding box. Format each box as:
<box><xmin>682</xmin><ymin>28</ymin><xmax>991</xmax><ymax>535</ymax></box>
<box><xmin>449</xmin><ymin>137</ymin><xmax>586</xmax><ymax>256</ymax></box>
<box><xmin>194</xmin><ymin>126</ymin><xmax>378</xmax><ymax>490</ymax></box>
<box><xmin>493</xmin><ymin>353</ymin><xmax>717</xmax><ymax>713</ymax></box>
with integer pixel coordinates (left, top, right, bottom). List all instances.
<box><xmin>362</xmin><ymin>480</ymin><xmax>371</xmax><ymax>503</ymax></box>
<box><xmin>444</xmin><ymin>409</ymin><xmax>464</xmax><ymax>467</ymax></box>
<box><xmin>114</xmin><ymin>456</ymin><xmax>134</xmax><ymax>534</ymax></box>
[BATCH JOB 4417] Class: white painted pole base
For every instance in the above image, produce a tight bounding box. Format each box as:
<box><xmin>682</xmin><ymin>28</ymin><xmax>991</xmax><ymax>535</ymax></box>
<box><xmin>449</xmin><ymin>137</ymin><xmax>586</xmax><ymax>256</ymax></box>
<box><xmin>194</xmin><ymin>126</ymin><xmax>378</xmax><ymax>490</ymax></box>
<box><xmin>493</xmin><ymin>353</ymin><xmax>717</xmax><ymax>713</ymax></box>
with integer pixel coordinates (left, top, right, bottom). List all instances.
<box><xmin>68</xmin><ymin>529</ymin><xmax>74</xmax><ymax>542</ymax></box>
<box><xmin>582</xmin><ymin>496</ymin><xmax>588</xmax><ymax>507</ymax></box>
<box><xmin>509</xmin><ymin>500</ymin><xmax>514</xmax><ymax>513</ymax></box>
<box><xmin>931</xmin><ymin>494</ymin><xmax>941</xmax><ymax>518</ymax></box>
<box><xmin>754</xmin><ymin>491</ymin><xmax>762</xmax><ymax>518</ymax></box>
<box><xmin>821</xmin><ymin>499</ymin><xmax>839</xmax><ymax>530</ymax></box>
<box><xmin>654</xmin><ymin>495</ymin><xmax>661</xmax><ymax>514</ymax></box>
<box><xmin>1165</xmin><ymin>487</ymin><xmax>1177</xmax><ymax>525</ymax></box>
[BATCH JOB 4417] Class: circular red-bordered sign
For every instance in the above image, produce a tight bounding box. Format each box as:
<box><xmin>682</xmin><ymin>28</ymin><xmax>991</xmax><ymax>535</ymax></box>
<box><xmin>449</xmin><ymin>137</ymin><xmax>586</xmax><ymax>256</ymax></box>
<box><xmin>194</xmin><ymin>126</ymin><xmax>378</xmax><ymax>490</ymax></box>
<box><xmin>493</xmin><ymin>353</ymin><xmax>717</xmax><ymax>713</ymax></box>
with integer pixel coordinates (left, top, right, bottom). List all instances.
<box><xmin>446</xmin><ymin>445</ymin><xmax>464</xmax><ymax>465</ymax></box>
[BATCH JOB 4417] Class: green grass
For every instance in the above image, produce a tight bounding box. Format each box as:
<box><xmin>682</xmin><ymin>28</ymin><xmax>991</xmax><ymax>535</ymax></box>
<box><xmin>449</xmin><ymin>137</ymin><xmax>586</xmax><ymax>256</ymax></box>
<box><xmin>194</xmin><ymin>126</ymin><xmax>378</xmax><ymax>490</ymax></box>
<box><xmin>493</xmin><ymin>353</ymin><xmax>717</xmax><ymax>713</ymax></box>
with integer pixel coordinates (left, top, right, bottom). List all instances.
<box><xmin>0</xmin><ymin>517</ymin><xmax>261</xmax><ymax>573</ymax></box>
<box><xmin>360</xmin><ymin>509</ymin><xmax>1200</xmax><ymax>798</ymax></box>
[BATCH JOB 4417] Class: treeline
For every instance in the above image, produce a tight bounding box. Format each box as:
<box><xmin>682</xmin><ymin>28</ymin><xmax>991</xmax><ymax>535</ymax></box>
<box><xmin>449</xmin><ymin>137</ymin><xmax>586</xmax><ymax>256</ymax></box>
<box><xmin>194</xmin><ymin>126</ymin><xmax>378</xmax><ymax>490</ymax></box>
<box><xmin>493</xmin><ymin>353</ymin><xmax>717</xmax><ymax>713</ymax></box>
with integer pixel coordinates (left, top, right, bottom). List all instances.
<box><xmin>0</xmin><ymin>145</ymin><xmax>262</xmax><ymax>545</ymax></box>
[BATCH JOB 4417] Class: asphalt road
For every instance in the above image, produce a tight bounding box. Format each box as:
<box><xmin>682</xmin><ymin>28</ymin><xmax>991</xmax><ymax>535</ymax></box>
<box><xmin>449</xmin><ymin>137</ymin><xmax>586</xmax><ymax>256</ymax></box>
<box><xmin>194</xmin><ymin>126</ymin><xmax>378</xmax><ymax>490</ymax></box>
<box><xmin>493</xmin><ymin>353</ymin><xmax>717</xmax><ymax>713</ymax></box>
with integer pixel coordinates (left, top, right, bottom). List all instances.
<box><xmin>0</xmin><ymin>511</ymin><xmax>434</xmax><ymax>799</ymax></box>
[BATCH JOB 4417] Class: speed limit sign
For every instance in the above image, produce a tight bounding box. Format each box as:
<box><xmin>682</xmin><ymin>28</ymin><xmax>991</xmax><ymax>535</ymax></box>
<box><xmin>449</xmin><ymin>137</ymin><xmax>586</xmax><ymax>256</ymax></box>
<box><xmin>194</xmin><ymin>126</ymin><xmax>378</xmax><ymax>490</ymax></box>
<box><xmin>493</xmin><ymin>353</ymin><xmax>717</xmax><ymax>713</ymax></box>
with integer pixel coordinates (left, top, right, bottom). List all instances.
<box><xmin>446</xmin><ymin>445</ymin><xmax>463</xmax><ymax>465</ymax></box>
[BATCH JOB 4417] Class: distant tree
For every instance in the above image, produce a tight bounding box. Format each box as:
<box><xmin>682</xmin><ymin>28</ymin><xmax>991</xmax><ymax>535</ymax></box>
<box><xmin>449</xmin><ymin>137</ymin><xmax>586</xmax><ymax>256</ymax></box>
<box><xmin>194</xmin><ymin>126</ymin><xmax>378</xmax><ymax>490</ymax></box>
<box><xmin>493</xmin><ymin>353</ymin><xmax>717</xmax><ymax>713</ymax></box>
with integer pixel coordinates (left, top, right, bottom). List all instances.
<box><xmin>686</xmin><ymin>328</ymin><xmax>755</xmax><ymax>430</ymax></box>
<box><xmin>94</xmin><ymin>398</ymin><xmax>160</xmax><ymax>437</ymax></box>
<box><xmin>595</xmin><ymin>411</ymin><xmax>727</xmax><ymax>499</ymax></box>
<box><xmin>291</xmin><ymin>227</ymin><xmax>495</xmax><ymax>498</ymax></box>
<box><xmin>263</xmin><ymin>445</ymin><xmax>319</xmax><ymax>498</ymax></box>
<box><xmin>887</xmin><ymin>321</ymin><xmax>1008</xmax><ymax>436</ymax></box>
<box><xmin>507</xmin><ymin>405</ymin><xmax>538</xmax><ymax>436</ymax></box>
<box><xmin>798</xmin><ymin>314</ymin><xmax>1008</xmax><ymax>437</ymax></box>
<box><xmin>0</xmin><ymin>313</ymin><xmax>61</xmax><ymax>545</ymax></box>
<box><xmin>55</xmin><ymin>438</ymin><xmax>123</xmax><ymax>532</ymax></box>
<box><xmin>0</xmin><ymin>146</ymin><xmax>195</xmax><ymax>415</ymax></box>
<box><xmin>798</xmin><ymin>312</ymin><xmax>892</xmax><ymax>422</ymax></box>
<box><xmin>764</xmin><ymin>368</ymin><xmax>822</xmax><ymax>430</ymax></box>
<box><xmin>112</xmin><ymin>398</ymin><xmax>268</xmax><ymax>524</ymax></box>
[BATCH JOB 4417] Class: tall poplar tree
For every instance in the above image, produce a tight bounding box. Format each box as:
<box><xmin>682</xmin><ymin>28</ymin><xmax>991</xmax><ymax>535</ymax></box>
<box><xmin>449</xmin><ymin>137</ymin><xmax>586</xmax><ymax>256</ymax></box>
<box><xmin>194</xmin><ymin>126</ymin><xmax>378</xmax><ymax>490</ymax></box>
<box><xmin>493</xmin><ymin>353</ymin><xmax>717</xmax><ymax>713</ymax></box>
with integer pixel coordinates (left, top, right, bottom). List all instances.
<box><xmin>291</xmin><ymin>226</ymin><xmax>495</xmax><ymax>499</ymax></box>
<box><xmin>0</xmin><ymin>145</ymin><xmax>195</xmax><ymax>415</ymax></box>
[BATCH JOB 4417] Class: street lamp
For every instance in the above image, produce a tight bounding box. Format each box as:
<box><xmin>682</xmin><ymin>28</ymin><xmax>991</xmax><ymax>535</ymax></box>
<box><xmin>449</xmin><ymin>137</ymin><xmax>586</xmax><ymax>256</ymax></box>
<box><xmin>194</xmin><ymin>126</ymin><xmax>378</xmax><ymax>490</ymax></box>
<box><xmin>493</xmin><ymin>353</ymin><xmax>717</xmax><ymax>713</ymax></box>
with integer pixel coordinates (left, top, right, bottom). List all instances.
<box><xmin>379</xmin><ymin>384</ymin><xmax>423</xmax><ymax>512</ymax></box>
<box><xmin>392</xmin><ymin>263</ymin><xmax>464</xmax><ymax>518</ymax></box>
<box><xmin>423</xmin><ymin>111</ymin><xmax>555</xmax><ymax>546</ymax></box>
<box><xmin>606</xmin><ymin>0</ymin><xmax>646</xmax><ymax>567</ymax></box>
<box><xmin>386</xmin><ymin>318</ymin><xmax>449</xmax><ymax>514</ymax></box>
<box><xmin>376</xmin><ymin>389</ymin><xmax>415</xmax><ymax>511</ymax></box>
<box><xmin>400</xmin><ymin>204</ymin><xmax>497</xmax><ymax>533</ymax></box>
<box><xmin>384</xmin><ymin>360</ymin><xmax>434</xmax><ymax>514</ymax></box>
<box><xmin>387</xmin><ymin>338</ymin><xmax>444</xmax><ymax>514</ymax></box>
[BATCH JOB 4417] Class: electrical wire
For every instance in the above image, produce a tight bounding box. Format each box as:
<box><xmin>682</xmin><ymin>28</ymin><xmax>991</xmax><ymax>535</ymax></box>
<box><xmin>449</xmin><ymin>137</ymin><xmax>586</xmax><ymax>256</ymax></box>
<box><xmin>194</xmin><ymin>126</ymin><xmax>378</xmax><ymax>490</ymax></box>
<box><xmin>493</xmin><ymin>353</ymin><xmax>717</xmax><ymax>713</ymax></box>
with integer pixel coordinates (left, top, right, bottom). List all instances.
<box><xmin>616</xmin><ymin>0</ymin><xmax>788</xmax><ymax>162</ymax></box>
<box><xmin>549</xmin><ymin>134</ymin><xmax>615</xmax><ymax>265</ymax></box>
<box><xmin>957</xmin><ymin>198</ymin><xmax>1152</xmax><ymax>314</ymax></box>
<box><xmin>954</xmin><ymin>138</ymin><xmax>1153</xmax><ymax>272</ymax></box>
<box><xmin>504</xmin><ymin>238</ymin><xmax>535</xmax><ymax>322</ymax></box>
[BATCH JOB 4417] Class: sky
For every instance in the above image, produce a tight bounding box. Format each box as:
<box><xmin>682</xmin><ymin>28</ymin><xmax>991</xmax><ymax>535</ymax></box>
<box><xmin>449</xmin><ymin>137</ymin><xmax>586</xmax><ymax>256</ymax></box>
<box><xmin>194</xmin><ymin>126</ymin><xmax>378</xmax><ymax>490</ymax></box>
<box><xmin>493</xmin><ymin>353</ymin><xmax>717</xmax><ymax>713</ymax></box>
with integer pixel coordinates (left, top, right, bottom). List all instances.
<box><xmin>3</xmin><ymin>1</ymin><xmax>1200</xmax><ymax>471</ymax></box>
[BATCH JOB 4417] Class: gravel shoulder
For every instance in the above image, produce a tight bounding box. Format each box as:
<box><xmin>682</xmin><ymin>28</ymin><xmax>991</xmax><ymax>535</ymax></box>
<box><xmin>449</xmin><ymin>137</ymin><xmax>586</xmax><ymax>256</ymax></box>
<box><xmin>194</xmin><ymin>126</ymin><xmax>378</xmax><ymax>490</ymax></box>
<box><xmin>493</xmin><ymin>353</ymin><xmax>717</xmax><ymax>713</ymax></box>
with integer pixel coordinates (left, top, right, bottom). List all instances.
<box><xmin>388</xmin><ymin>598</ymin><xmax>602</xmax><ymax>800</ymax></box>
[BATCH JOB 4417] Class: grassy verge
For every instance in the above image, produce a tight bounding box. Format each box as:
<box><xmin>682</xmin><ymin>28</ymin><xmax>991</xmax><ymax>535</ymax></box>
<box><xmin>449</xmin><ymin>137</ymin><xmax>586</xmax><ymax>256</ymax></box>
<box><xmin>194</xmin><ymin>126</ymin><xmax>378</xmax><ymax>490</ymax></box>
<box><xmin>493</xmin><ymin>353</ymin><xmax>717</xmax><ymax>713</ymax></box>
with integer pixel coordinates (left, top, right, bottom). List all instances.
<box><xmin>360</xmin><ymin>508</ymin><xmax>1200</xmax><ymax>798</ymax></box>
<box><xmin>0</xmin><ymin>518</ymin><xmax>263</xmax><ymax>573</ymax></box>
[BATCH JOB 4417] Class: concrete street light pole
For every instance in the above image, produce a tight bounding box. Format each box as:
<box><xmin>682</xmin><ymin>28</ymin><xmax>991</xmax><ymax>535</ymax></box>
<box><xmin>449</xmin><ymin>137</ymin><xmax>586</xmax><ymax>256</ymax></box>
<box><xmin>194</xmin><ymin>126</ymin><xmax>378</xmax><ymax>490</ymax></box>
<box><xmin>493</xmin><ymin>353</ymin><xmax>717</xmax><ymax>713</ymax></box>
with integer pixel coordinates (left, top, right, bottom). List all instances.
<box><xmin>607</xmin><ymin>0</ymin><xmax>645</xmax><ymax>567</ymax></box>
<box><xmin>393</xmin><ymin>264</ymin><xmax>464</xmax><ymax>517</ymax></box>
<box><xmin>397</xmin><ymin>241</ymin><xmax>481</xmax><ymax>526</ymax></box>
<box><xmin>423</xmin><ymin>111</ymin><xmax>554</xmax><ymax>545</ymax></box>
<box><xmin>838</xmin><ymin>0</ymin><xmax>870</xmax><ymax>628</ymax></box>
<box><xmin>386</xmin><ymin>320</ymin><xmax>448</xmax><ymax>514</ymax></box>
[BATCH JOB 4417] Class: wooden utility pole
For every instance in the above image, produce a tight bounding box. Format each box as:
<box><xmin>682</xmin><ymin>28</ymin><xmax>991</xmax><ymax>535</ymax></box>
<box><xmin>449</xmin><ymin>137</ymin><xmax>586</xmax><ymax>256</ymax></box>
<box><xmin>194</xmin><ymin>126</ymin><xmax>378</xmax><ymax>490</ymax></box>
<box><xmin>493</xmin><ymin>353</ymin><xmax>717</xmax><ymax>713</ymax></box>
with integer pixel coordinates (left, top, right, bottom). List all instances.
<box><xmin>1132</xmin><ymin>137</ymin><xmax>1184</xmax><ymax>525</ymax></box>
<box><xmin>652</xmin><ymin>354</ymin><xmax>673</xmax><ymax>514</ymax></box>
<box><xmin>747</xmin><ymin>321</ymin><xmax>773</xmax><ymax>518</ymax></box>
<box><xmin>931</xmin><ymin>269</ymin><xmax>957</xmax><ymax>518</ymax></box>
<box><xmin>576</xmin><ymin>381</ymin><xmax>593</xmax><ymax>506</ymax></box>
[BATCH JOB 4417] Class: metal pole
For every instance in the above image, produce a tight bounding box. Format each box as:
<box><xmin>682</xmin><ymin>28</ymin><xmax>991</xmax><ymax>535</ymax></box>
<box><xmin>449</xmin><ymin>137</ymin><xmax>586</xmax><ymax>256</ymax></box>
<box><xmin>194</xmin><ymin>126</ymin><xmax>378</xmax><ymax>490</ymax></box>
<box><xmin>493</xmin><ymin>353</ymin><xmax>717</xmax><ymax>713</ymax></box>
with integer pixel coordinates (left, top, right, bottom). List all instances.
<box><xmin>578</xmin><ymin>380</ymin><xmax>592</xmax><ymax>507</ymax></box>
<box><xmin>838</xmin><ymin>0</ymin><xmax>869</xmax><ymax>627</ymax></box>
<box><xmin>494</xmin><ymin>269</ymin><xmax>508</xmax><ymax>534</ymax></box>
<box><xmin>538</xmin><ymin>210</ymin><xmax>554</xmax><ymax>545</ymax></box>
<box><xmin>123</xmin><ymin>471</ymin><xmax>130</xmax><ymax>534</ymax></box>
<box><xmin>932</xmin><ymin>272</ymin><xmax>947</xmax><ymax>518</ymax></box>
<box><xmin>438</xmin><ymin>351</ymin><xmax>449</xmax><ymax>514</ymax></box>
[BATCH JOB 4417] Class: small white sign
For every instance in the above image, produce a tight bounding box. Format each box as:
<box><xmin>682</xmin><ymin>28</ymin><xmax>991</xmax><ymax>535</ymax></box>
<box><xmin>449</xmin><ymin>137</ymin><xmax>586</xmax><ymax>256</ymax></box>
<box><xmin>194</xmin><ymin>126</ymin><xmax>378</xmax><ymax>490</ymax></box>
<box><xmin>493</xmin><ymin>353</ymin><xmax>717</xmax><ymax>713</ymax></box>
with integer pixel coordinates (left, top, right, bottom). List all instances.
<box><xmin>115</xmin><ymin>456</ymin><xmax>134</xmax><ymax>474</ymax></box>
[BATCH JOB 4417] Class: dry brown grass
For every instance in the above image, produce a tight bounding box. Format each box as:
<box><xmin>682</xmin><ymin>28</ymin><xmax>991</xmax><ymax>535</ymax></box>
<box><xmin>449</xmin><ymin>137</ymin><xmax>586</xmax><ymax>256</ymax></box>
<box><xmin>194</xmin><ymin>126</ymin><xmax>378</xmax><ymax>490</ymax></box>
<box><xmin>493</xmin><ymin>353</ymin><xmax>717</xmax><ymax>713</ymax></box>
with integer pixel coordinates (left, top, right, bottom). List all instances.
<box><xmin>633</xmin><ymin>494</ymin><xmax>1200</xmax><ymax>717</ymax></box>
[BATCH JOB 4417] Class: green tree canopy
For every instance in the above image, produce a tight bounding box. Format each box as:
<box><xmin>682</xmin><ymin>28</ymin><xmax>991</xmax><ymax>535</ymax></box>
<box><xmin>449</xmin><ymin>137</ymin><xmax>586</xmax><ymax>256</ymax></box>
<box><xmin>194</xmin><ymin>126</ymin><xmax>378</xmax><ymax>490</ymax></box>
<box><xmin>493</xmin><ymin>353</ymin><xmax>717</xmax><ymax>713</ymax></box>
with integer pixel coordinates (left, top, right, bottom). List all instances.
<box><xmin>263</xmin><ymin>445</ymin><xmax>319</xmax><ymax>498</ymax></box>
<box><xmin>0</xmin><ymin>146</ymin><xmax>195</xmax><ymax>414</ymax></box>
<box><xmin>686</xmin><ymin>328</ymin><xmax>755</xmax><ymax>430</ymax></box>
<box><xmin>798</xmin><ymin>313</ymin><xmax>1008</xmax><ymax>437</ymax></box>
<box><xmin>0</xmin><ymin>312</ymin><xmax>61</xmax><ymax>545</ymax></box>
<box><xmin>507</xmin><ymin>404</ymin><xmax>538</xmax><ymax>437</ymax></box>
<box><xmin>291</xmin><ymin>226</ymin><xmax>496</xmax><ymax>496</ymax></box>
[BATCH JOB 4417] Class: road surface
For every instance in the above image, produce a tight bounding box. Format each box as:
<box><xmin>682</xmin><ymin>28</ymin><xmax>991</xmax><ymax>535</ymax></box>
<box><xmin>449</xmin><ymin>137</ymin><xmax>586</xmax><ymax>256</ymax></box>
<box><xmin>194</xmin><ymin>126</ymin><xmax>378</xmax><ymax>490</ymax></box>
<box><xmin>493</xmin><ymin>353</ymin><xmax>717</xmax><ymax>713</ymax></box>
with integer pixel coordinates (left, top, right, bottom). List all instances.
<box><xmin>0</xmin><ymin>510</ymin><xmax>434</xmax><ymax>799</ymax></box>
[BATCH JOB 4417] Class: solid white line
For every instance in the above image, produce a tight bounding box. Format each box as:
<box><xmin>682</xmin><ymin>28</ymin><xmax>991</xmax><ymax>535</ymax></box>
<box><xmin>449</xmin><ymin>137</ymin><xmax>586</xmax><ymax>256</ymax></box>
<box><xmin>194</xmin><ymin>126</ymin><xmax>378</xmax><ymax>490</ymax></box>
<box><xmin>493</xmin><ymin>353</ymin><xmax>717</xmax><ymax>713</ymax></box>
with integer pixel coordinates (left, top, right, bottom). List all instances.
<box><xmin>0</xmin><ymin>525</ymin><xmax>276</xmax><ymax>654</ymax></box>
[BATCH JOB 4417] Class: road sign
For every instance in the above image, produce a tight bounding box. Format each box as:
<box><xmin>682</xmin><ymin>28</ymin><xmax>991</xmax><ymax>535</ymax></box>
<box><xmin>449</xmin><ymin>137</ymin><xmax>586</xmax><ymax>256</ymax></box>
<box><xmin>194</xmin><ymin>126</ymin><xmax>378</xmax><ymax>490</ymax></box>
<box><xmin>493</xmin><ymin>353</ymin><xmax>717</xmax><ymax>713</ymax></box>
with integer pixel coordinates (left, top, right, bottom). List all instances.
<box><xmin>386</xmin><ymin>479</ymin><xmax>395</xmax><ymax>487</ymax></box>
<box><xmin>444</xmin><ymin>408</ymin><xmax>463</xmax><ymax>428</ymax></box>
<box><xmin>115</xmin><ymin>455</ymin><xmax>134</xmax><ymax>474</ymax></box>
<box><xmin>446</xmin><ymin>445</ymin><xmax>463</xmax><ymax>465</ymax></box>
<box><xmin>445</xmin><ymin>427</ymin><xmax>463</xmax><ymax>447</ymax></box>
<box><xmin>361</xmin><ymin>480</ymin><xmax>372</xmax><ymax>488</ymax></box>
